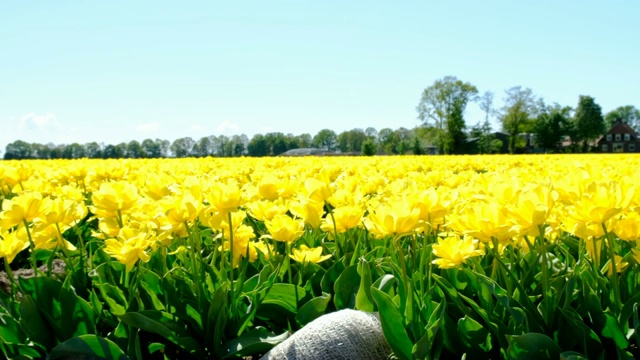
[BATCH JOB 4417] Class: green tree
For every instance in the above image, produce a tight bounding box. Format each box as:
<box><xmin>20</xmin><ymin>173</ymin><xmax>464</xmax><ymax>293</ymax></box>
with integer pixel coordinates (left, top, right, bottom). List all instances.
<box><xmin>337</xmin><ymin>129</ymin><xmax>368</xmax><ymax>153</ymax></box>
<box><xmin>102</xmin><ymin>144</ymin><xmax>123</xmax><ymax>159</ymax></box>
<box><xmin>264</xmin><ymin>132</ymin><xmax>288</xmax><ymax>155</ymax></box>
<box><xmin>574</xmin><ymin>95</ymin><xmax>605</xmax><ymax>152</ymax></box>
<box><xmin>532</xmin><ymin>103</ymin><xmax>573</xmax><ymax>152</ymax></box>
<box><xmin>170</xmin><ymin>137</ymin><xmax>195</xmax><ymax>158</ymax></box>
<box><xmin>84</xmin><ymin>142</ymin><xmax>102</xmax><ymax>158</ymax></box>
<box><xmin>126</xmin><ymin>140</ymin><xmax>143</xmax><ymax>158</ymax></box>
<box><xmin>411</xmin><ymin>137</ymin><xmax>424</xmax><ymax>155</ymax></box>
<box><xmin>361</xmin><ymin>138</ymin><xmax>376</xmax><ymax>156</ymax></box>
<box><xmin>62</xmin><ymin>143</ymin><xmax>86</xmax><ymax>159</ymax></box>
<box><xmin>604</xmin><ymin>105</ymin><xmax>640</xmax><ymax>131</ymax></box>
<box><xmin>416</xmin><ymin>76</ymin><xmax>478</xmax><ymax>154</ymax></box>
<box><xmin>247</xmin><ymin>134</ymin><xmax>269</xmax><ymax>156</ymax></box>
<box><xmin>31</xmin><ymin>143</ymin><xmax>51</xmax><ymax>159</ymax></box>
<box><xmin>231</xmin><ymin>134</ymin><xmax>248</xmax><ymax>156</ymax></box>
<box><xmin>141</xmin><ymin>139</ymin><xmax>161</xmax><ymax>158</ymax></box>
<box><xmin>4</xmin><ymin>140</ymin><xmax>33</xmax><ymax>159</ymax></box>
<box><xmin>377</xmin><ymin>128</ymin><xmax>398</xmax><ymax>154</ymax></box>
<box><xmin>194</xmin><ymin>136</ymin><xmax>213</xmax><ymax>157</ymax></box>
<box><xmin>499</xmin><ymin>86</ymin><xmax>537</xmax><ymax>154</ymax></box>
<box><xmin>312</xmin><ymin>129</ymin><xmax>337</xmax><ymax>151</ymax></box>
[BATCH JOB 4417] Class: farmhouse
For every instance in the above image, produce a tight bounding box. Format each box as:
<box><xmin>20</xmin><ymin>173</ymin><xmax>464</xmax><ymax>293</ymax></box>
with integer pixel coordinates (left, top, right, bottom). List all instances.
<box><xmin>596</xmin><ymin>118</ymin><xmax>640</xmax><ymax>153</ymax></box>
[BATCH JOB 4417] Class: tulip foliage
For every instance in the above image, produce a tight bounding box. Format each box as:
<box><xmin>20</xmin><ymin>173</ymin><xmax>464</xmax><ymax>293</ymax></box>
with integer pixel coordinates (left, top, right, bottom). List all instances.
<box><xmin>1</xmin><ymin>155</ymin><xmax>640</xmax><ymax>359</ymax></box>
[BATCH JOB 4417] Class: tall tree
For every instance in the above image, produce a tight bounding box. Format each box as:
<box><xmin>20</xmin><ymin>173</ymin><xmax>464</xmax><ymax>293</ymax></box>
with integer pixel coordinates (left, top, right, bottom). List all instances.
<box><xmin>337</xmin><ymin>129</ymin><xmax>368</xmax><ymax>153</ymax></box>
<box><xmin>416</xmin><ymin>76</ymin><xmax>478</xmax><ymax>154</ymax></box>
<box><xmin>126</xmin><ymin>140</ymin><xmax>143</xmax><ymax>158</ymax></box>
<box><xmin>377</xmin><ymin>128</ymin><xmax>398</xmax><ymax>154</ymax></box>
<box><xmin>4</xmin><ymin>140</ymin><xmax>32</xmax><ymax>159</ymax></box>
<box><xmin>499</xmin><ymin>86</ymin><xmax>537</xmax><ymax>154</ymax></box>
<box><xmin>604</xmin><ymin>105</ymin><xmax>640</xmax><ymax>131</ymax></box>
<box><xmin>231</xmin><ymin>134</ymin><xmax>249</xmax><ymax>156</ymax></box>
<box><xmin>264</xmin><ymin>132</ymin><xmax>288</xmax><ymax>155</ymax></box>
<box><xmin>247</xmin><ymin>134</ymin><xmax>269</xmax><ymax>156</ymax></box>
<box><xmin>573</xmin><ymin>95</ymin><xmax>605</xmax><ymax>152</ymax></box>
<box><xmin>170</xmin><ymin>137</ymin><xmax>195</xmax><ymax>158</ymax></box>
<box><xmin>195</xmin><ymin>136</ymin><xmax>213</xmax><ymax>157</ymax></box>
<box><xmin>62</xmin><ymin>143</ymin><xmax>86</xmax><ymax>159</ymax></box>
<box><xmin>141</xmin><ymin>139</ymin><xmax>160</xmax><ymax>158</ymax></box>
<box><xmin>312</xmin><ymin>129</ymin><xmax>337</xmax><ymax>151</ymax></box>
<box><xmin>532</xmin><ymin>103</ymin><xmax>573</xmax><ymax>152</ymax></box>
<box><xmin>84</xmin><ymin>142</ymin><xmax>102</xmax><ymax>158</ymax></box>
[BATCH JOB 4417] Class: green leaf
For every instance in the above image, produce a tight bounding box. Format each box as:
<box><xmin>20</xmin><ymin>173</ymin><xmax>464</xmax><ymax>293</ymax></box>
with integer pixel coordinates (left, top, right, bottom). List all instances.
<box><xmin>205</xmin><ymin>284</ymin><xmax>228</xmax><ymax>354</ymax></box>
<box><xmin>60</xmin><ymin>277</ymin><xmax>96</xmax><ymax>339</ymax></box>
<box><xmin>560</xmin><ymin>351</ymin><xmax>589</xmax><ymax>360</ymax></box>
<box><xmin>601</xmin><ymin>312</ymin><xmax>629</xmax><ymax>349</ymax></box>
<box><xmin>214</xmin><ymin>306</ymin><xmax>228</xmax><ymax>359</ymax></box>
<box><xmin>296</xmin><ymin>292</ymin><xmax>331</xmax><ymax>326</ymax></box>
<box><xmin>139</xmin><ymin>270</ymin><xmax>165</xmax><ymax>311</ymax></box>
<box><xmin>333</xmin><ymin>264</ymin><xmax>359</xmax><ymax>310</ymax></box>
<box><xmin>458</xmin><ymin>315</ymin><xmax>492</xmax><ymax>352</ymax></box>
<box><xmin>98</xmin><ymin>283</ymin><xmax>127</xmax><ymax>315</ymax></box>
<box><xmin>321</xmin><ymin>258</ymin><xmax>346</xmax><ymax>294</ymax></box>
<box><xmin>18</xmin><ymin>277</ymin><xmax>63</xmax><ymax>325</ymax></box>
<box><xmin>117</xmin><ymin>311</ymin><xmax>206</xmax><ymax>359</ymax></box>
<box><xmin>506</xmin><ymin>333</ymin><xmax>561</xmax><ymax>360</ymax></box>
<box><xmin>373</xmin><ymin>274</ymin><xmax>396</xmax><ymax>294</ymax></box>
<box><xmin>371</xmin><ymin>287</ymin><xmax>412</xmax><ymax>360</ymax></box>
<box><xmin>0</xmin><ymin>311</ymin><xmax>26</xmax><ymax>344</ymax></box>
<box><xmin>221</xmin><ymin>326</ymin><xmax>289</xmax><ymax>359</ymax></box>
<box><xmin>355</xmin><ymin>259</ymin><xmax>375</xmax><ymax>312</ymax></box>
<box><xmin>558</xmin><ymin>308</ymin><xmax>602</xmax><ymax>357</ymax></box>
<box><xmin>261</xmin><ymin>283</ymin><xmax>303</xmax><ymax>314</ymax></box>
<box><xmin>414</xmin><ymin>300</ymin><xmax>445</xmax><ymax>359</ymax></box>
<box><xmin>49</xmin><ymin>334</ymin><xmax>129</xmax><ymax>360</ymax></box>
<box><xmin>148</xmin><ymin>343</ymin><xmax>165</xmax><ymax>355</ymax></box>
<box><xmin>19</xmin><ymin>295</ymin><xmax>55</xmax><ymax>349</ymax></box>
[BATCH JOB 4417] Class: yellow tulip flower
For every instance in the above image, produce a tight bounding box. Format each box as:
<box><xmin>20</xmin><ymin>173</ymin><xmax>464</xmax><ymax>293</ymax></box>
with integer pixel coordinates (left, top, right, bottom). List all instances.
<box><xmin>289</xmin><ymin>199</ymin><xmax>325</xmax><ymax>229</ymax></box>
<box><xmin>90</xmin><ymin>181</ymin><xmax>140</xmax><ymax>218</ymax></box>
<box><xmin>432</xmin><ymin>234</ymin><xmax>484</xmax><ymax>269</ymax></box>
<box><xmin>321</xmin><ymin>205</ymin><xmax>363</xmax><ymax>234</ymax></box>
<box><xmin>104</xmin><ymin>226</ymin><xmax>153</xmax><ymax>272</ymax></box>
<box><xmin>263</xmin><ymin>214</ymin><xmax>305</xmax><ymax>243</ymax></box>
<box><xmin>612</xmin><ymin>212</ymin><xmax>640</xmax><ymax>241</ymax></box>
<box><xmin>290</xmin><ymin>244</ymin><xmax>332</xmax><ymax>264</ymax></box>
<box><xmin>205</xmin><ymin>181</ymin><xmax>247</xmax><ymax>214</ymax></box>
<box><xmin>0</xmin><ymin>228</ymin><xmax>29</xmax><ymax>264</ymax></box>
<box><xmin>363</xmin><ymin>201</ymin><xmax>420</xmax><ymax>238</ymax></box>
<box><xmin>0</xmin><ymin>191</ymin><xmax>48</xmax><ymax>228</ymax></box>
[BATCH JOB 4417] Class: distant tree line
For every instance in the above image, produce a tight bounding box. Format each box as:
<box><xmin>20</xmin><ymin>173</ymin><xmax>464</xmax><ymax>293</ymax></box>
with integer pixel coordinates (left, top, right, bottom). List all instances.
<box><xmin>2</xmin><ymin>127</ymin><xmax>429</xmax><ymax>160</ymax></box>
<box><xmin>4</xmin><ymin>75</ymin><xmax>639</xmax><ymax>160</ymax></box>
<box><xmin>417</xmin><ymin>75</ymin><xmax>640</xmax><ymax>155</ymax></box>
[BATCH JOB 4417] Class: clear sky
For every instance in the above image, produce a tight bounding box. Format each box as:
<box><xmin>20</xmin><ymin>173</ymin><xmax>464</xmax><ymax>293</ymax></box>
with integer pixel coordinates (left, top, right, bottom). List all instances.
<box><xmin>1</xmin><ymin>1</ymin><xmax>638</xmax><ymax>152</ymax></box>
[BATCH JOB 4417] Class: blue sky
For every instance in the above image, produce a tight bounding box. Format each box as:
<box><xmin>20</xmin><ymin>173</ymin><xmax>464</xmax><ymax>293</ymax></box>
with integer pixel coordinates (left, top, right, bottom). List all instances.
<box><xmin>1</xmin><ymin>1</ymin><xmax>638</xmax><ymax>151</ymax></box>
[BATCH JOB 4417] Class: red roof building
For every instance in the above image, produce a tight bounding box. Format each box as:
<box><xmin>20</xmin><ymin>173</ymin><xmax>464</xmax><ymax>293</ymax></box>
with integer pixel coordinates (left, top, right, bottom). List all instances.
<box><xmin>596</xmin><ymin>118</ymin><xmax>640</xmax><ymax>153</ymax></box>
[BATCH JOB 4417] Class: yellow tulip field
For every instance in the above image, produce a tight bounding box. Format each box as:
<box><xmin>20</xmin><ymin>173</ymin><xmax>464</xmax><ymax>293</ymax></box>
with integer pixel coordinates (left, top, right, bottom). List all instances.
<box><xmin>1</xmin><ymin>154</ymin><xmax>639</xmax><ymax>359</ymax></box>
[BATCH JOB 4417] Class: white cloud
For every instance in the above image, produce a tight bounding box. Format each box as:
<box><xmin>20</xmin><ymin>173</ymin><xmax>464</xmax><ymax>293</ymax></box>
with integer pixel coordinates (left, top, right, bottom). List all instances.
<box><xmin>190</xmin><ymin>125</ymin><xmax>204</xmax><ymax>132</ymax></box>
<box><xmin>19</xmin><ymin>112</ymin><xmax>60</xmax><ymax>131</ymax></box>
<box><xmin>216</xmin><ymin>120</ymin><xmax>240</xmax><ymax>134</ymax></box>
<box><xmin>136</xmin><ymin>122</ymin><xmax>161</xmax><ymax>133</ymax></box>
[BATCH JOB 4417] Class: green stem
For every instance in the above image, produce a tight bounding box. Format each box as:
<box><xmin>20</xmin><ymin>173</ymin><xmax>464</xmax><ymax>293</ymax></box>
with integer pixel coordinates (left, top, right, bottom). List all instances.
<box><xmin>490</xmin><ymin>238</ymin><xmax>546</xmax><ymax>330</ymax></box>
<box><xmin>602</xmin><ymin>223</ymin><xmax>622</xmax><ymax>314</ymax></box>
<box><xmin>286</xmin><ymin>244</ymin><xmax>299</xmax><ymax>305</ymax></box>
<box><xmin>22</xmin><ymin>220</ymin><xmax>40</xmax><ymax>275</ymax></box>
<box><xmin>537</xmin><ymin>224</ymin><xmax>552</xmax><ymax>327</ymax></box>
<box><xmin>3</xmin><ymin>260</ymin><xmax>17</xmax><ymax>314</ymax></box>
<box><xmin>227</xmin><ymin>212</ymin><xmax>236</xmax><ymax>314</ymax></box>
<box><xmin>327</xmin><ymin>203</ymin><xmax>342</xmax><ymax>259</ymax></box>
<box><xmin>116</xmin><ymin>210</ymin><xmax>124</xmax><ymax>229</ymax></box>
